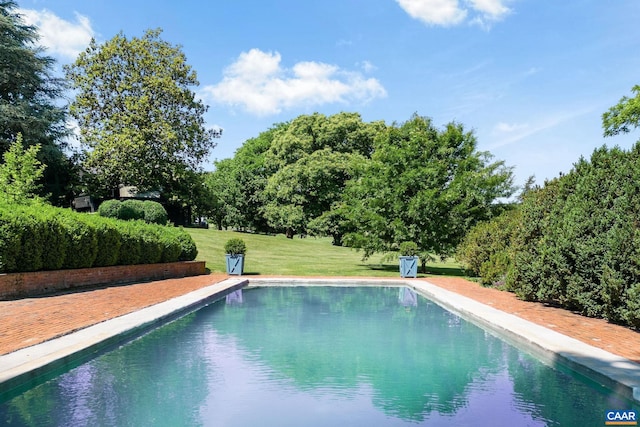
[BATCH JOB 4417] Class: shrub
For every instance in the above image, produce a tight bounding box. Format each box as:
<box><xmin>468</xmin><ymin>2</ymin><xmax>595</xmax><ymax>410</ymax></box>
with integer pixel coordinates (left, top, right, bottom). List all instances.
<box><xmin>137</xmin><ymin>225</ymin><xmax>164</xmax><ymax>264</ymax></box>
<box><xmin>159</xmin><ymin>232</ymin><xmax>182</xmax><ymax>262</ymax></box>
<box><xmin>59</xmin><ymin>215</ymin><xmax>98</xmax><ymax>269</ymax></box>
<box><xmin>120</xmin><ymin>199</ymin><xmax>145</xmax><ymax>221</ymax></box>
<box><xmin>81</xmin><ymin>215</ymin><xmax>122</xmax><ymax>267</ymax></box>
<box><xmin>0</xmin><ymin>200</ymin><xmax>197</xmax><ymax>273</ymax></box>
<box><xmin>0</xmin><ymin>203</ymin><xmax>67</xmax><ymax>272</ymax></box>
<box><xmin>35</xmin><ymin>210</ymin><xmax>67</xmax><ymax>270</ymax></box>
<box><xmin>456</xmin><ymin>209</ymin><xmax>518</xmax><ymax>286</ymax></box>
<box><xmin>98</xmin><ymin>199</ymin><xmax>168</xmax><ymax>225</ymax></box>
<box><xmin>398</xmin><ymin>241</ymin><xmax>419</xmax><ymax>257</ymax></box>
<box><xmin>224</xmin><ymin>238</ymin><xmax>246</xmax><ymax>255</ymax></box>
<box><xmin>143</xmin><ymin>200</ymin><xmax>168</xmax><ymax>225</ymax></box>
<box><xmin>506</xmin><ymin>143</ymin><xmax>640</xmax><ymax>328</ymax></box>
<box><xmin>176</xmin><ymin>231</ymin><xmax>198</xmax><ymax>261</ymax></box>
<box><xmin>14</xmin><ymin>213</ymin><xmax>44</xmax><ymax>272</ymax></box>
<box><xmin>98</xmin><ymin>199</ymin><xmax>122</xmax><ymax>219</ymax></box>
<box><xmin>117</xmin><ymin>221</ymin><xmax>143</xmax><ymax>265</ymax></box>
<box><xmin>0</xmin><ymin>210</ymin><xmax>21</xmax><ymax>272</ymax></box>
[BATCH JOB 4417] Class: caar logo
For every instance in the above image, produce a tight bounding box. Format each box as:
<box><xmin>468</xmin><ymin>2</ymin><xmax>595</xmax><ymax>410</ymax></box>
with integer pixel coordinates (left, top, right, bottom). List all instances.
<box><xmin>605</xmin><ymin>410</ymin><xmax>637</xmax><ymax>426</ymax></box>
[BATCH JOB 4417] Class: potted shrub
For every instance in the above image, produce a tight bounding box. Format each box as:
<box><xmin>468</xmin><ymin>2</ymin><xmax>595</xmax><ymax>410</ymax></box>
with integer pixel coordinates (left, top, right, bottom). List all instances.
<box><xmin>399</xmin><ymin>241</ymin><xmax>419</xmax><ymax>278</ymax></box>
<box><xmin>224</xmin><ymin>238</ymin><xmax>247</xmax><ymax>275</ymax></box>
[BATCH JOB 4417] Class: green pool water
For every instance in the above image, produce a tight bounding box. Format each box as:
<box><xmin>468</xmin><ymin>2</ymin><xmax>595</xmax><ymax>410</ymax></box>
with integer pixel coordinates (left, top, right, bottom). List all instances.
<box><xmin>1</xmin><ymin>286</ymin><xmax>637</xmax><ymax>426</ymax></box>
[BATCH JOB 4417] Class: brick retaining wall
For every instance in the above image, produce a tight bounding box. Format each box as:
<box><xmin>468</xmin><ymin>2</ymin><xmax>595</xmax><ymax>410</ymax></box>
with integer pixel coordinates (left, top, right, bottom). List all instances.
<box><xmin>0</xmin><ymin>261</ymin><xmax>207</xmax><ymax>300</ymax></box>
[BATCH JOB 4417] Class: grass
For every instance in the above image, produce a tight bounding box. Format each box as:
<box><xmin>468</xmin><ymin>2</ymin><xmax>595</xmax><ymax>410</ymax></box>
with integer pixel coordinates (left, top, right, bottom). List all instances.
<box><xmin>187</xmin><ymin>228</ymin><xmax>466</xmax><ymax>278</ymax></box>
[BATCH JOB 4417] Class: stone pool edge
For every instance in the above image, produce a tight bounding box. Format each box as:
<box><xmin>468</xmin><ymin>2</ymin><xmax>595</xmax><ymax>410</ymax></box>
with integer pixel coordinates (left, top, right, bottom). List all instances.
<box><xmin>0</xmin><ymin>277</ymin><xmax>247</xmax><ymax>396</ymax></box>
<box><xmin>250</xmin><ymin>277</ymin><xmax>640</xmax><ymax>403</ymax></box>
<box><xmin>1</xmin><ymin>276</ymin><xmax>639</xmax><ymax>404</ymax></box>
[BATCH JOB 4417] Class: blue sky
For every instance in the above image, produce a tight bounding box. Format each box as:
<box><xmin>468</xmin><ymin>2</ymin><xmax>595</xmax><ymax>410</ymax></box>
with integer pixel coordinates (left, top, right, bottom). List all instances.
<box><xmin>16</xmin><ymin>0</ymin><xmax>640</xmax><ymax>187</ymax></box>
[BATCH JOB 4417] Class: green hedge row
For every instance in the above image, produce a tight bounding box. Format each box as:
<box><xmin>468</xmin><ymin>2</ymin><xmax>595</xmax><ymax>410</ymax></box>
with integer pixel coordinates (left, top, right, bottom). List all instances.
<box><xmin>456</xmin><ymin>143</ymin><xmax>640</xmax><ymax>329</ymax></box>
<box><xmin>0</xmin><ymin>202</ymin><xmax>197</xmax><ymax>273</ymax></box>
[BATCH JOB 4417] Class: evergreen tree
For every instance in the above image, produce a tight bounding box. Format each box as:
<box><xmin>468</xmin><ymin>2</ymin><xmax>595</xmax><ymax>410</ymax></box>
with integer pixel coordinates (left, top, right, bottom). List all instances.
<box><xmin>0</xmin><ymin>0</ymin><xmax>71</xmax><ymax>204</ymax></box>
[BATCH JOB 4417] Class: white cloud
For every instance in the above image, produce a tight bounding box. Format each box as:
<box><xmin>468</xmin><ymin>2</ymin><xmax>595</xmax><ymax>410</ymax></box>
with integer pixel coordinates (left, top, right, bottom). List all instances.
<box><xmin>468</xmin><ymin>0</ymin><xmax>510</xmax><ymax>18</ymax></box>
<box><xmin>18</xmin><ymin>8</ymin><xmax>94</xmax><ymax>60</ymax></box>
<box><xmin>358</xmin><ymin>60</ymin><xmax>377</xmax><ymax>73</ymax></box>
<box><xmin>395</xmin><ymin>0</ymin><xmax>467</xmax><ymax>26</ymax></box>
<box><xmin>494</xmin><ymin>121</ymin><xmax>528</xmax><ymax>134</ymax></box>
<box><xmin>489</xmin><ymin>107</ymin><xmax>596</xmax><ymax>149</ymax></box>
<box><xmin>203</xmin><ymin>49</ymin><xmax>387</xmax><ymax>116</ymax></box>
<box><xmin>395</xmin><ymin>0</ymin><xmax>512</xmax><ymax>27</ymax></box>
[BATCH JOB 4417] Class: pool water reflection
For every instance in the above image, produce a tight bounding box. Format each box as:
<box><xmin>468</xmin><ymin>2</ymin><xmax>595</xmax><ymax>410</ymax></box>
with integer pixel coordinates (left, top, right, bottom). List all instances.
<box><xmin>1</xmin><ymin>286</ymin><xmax>637</xmax><ymax>426</ymax></box>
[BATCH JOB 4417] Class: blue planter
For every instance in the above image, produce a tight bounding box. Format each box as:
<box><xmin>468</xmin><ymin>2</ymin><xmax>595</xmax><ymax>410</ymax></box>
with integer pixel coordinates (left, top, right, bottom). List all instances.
<box><xmin>399</xmin><ymin>256</ymin><xmax>418</xmax><ymax>278</ymax></box>
<box><xmin>225</xmin><ymin>254</ymin><xmax>245</xmax><ymax>275</ymax></box>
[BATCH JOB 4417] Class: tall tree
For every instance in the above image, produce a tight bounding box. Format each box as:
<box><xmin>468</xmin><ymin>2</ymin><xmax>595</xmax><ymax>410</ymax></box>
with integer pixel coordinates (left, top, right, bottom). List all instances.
<box><xmin>0</xmin><ymin>0</ymin><xmax>71</xmax><ymax>204</ymax></box>
<box><xmin>342</xmin><ymin>114</ymin><xmax>515</xmax><ymax>269</ymax></box>
<box><xmin>261</xmin><ymin>112</ymin><xmax>384</xmax><ymax>237</ymax></box>
<box><xmin>65</xmin><ymin>28</ymin><xmax>219</xmax><ymax>204</ymax></box>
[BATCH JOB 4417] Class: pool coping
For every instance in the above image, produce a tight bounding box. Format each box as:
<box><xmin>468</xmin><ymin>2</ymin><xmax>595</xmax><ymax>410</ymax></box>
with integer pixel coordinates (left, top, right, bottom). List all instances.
<box><xmin>1</xmin><ymin>276</ymin><xmax>639</xmax><ymax>403</ymax></box>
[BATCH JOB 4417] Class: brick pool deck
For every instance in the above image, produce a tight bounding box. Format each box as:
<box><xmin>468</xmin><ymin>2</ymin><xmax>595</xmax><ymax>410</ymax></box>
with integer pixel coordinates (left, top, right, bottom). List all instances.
<box><xmin>0</xmin><ymin>274</ymin><xmax>638</xmax><ymax>364</ymax></box>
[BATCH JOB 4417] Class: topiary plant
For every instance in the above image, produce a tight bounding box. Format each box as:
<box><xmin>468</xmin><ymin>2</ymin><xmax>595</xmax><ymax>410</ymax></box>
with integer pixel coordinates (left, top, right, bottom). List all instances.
<box><xmin>142</xmin><ymin>200</ymin><xmax>168</xmax><ymax>225</ymax></box>
<box><xmin>97</xmin><ymin>199</ymin><xmax>122</xmax><ymax>219</ymax></box>
<box><xmin>399</xmin><ymin>241</ymin><xmax>419</xmax><ymax>257</ymax></box>
<box><xmin>224</xmin><ymin>238</ymin><xmax>247</xmax><ymax>256</ymax></box>
<box><xmin>120</xmin><ymin>199</ymin><xmax>145</xmax><ymax>221</ymax></box>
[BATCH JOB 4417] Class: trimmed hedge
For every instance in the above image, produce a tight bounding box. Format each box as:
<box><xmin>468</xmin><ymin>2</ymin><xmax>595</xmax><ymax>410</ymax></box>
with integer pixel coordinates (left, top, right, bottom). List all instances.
<box><xmin>143</xmin><ymin>200</ymin><xmax>168</xmax><ymax>225</ymax></box>
<box><xmin>506</xmin><ymin>145</ymin><xmax>640</xmax><ymax>328</ymax></box>
<box><xmin>0</xmin><ymin>201</ymin><xmax>197</xmax><ymax>273</ymax></box>
<box><xmin>98</xmin><ymin>199</ymin><xmax>168</xmax><ymax>225</ymax></box>
<box><xmin>458</xmin><ymin>143</ymin><xmax>640</xmax><ymax>329</ymax></box>
<box><xmin>97</xmin><ymin>199</ymin><xmax>121</xmax><ymax>219</ymax></box>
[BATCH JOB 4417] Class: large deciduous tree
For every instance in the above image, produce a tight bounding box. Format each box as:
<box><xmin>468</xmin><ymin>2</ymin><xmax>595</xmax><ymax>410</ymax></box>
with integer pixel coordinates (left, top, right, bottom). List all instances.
<box><xmin>0</xmin><ymin>1</ymin><xmax>72</xmax><ymax>204</ymax></box>
<box><xmin>342</xmin><ymin>114</ymin><xmax>515</xmax><ymax>269</ymax></box>
<box><xmin>65</xmin><ymin>28</ymin><xmax>219</xmax><ymax>204</ymax></box>
<box><xmin>261</xmin><ymin>112</ymin><xmax>384</xmax><ymax>238</ymax></box>
<box><xmin>203</xmin><ymin>113</ymin><xmax>383</xmax><ymax>237</ymax></box>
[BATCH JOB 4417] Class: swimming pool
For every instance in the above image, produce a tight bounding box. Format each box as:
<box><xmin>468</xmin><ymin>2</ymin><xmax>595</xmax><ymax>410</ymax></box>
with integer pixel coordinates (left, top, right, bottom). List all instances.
<box><xmin>1</xmin><ymin>284</ymin><xmax>638</xmax><ymax>426</ymax></box>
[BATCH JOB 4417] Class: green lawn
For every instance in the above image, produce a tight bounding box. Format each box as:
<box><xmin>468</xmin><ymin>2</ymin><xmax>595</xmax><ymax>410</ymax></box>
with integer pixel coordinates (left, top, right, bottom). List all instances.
<box><xmin>187</xmin><ymin>228</ymin><xmax>465</xmax><ymax>277</ymax></box>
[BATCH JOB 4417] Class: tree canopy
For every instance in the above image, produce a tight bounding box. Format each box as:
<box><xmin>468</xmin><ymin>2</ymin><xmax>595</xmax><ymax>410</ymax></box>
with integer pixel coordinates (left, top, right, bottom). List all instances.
<box><xmin>204</xmin><ymin>113</ymin><xmax>383</xmax><ymax>236</ymax></box>
<box><xmin>0</xmin><ymin>0</ymin><xmax>72</xmax><ymax>204</ymax></box>
<box><xmin>65</xmin><ymin>28</ymin><xmax>220</xmax><ymax>204</ymax></box>
<box><xmin>205</xmin><ymin>112</ymin><xmax>514</xmax><ymax>258</ymax></box>
<box><xmin>603</xmin><ymin>85</ymin><xmax>640</xmax><ymax>138</ymax></box>
<box><xmin>263</xmin><ymin>148</ymin><xmax>365</xmax><ymax>238</ymax></box>
<box><xmin>342</xmin><ymin>114</ymin><xmax>515</xmax><ymax>264</ymax></box>
<box><xmin>204</xmin><ymin>124</ymin><xmax>282</xmax><ymax>231</ymax></box>
<box><xmin>261</xmin><ymin>112</ymin><xmax>383</xmax><ymax>238</ymax></box>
